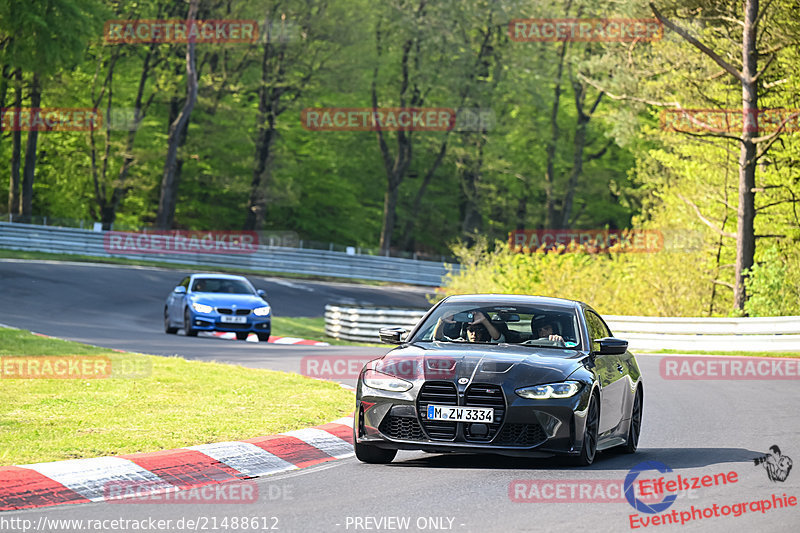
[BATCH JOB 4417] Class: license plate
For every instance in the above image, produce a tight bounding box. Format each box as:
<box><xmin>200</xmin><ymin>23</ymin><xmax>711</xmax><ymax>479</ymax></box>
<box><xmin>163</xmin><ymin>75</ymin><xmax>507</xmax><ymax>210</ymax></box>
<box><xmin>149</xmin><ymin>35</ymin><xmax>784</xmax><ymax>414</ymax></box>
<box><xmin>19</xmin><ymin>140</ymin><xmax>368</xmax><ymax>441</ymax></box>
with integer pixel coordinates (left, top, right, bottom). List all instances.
<box><xmin>220</xmin><ymin>315</ymin><xmax>247</xmax><ymax>324</ymax></box>
<box><xmin>426</xmin><ymin>404</ymin><xmax>493</xmax><ymax>423</ymax></box>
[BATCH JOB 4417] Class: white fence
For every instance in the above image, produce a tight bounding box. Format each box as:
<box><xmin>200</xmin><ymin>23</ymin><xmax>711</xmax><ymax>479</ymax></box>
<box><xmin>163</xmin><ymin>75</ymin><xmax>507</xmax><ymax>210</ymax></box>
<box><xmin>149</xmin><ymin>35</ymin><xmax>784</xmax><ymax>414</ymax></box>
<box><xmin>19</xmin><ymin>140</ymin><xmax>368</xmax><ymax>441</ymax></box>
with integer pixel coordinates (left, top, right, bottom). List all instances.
<box><xmin>0</xmin><ymin>222</ymin><xmax>456</xmax><ymax>286</ymax></box>
<box><xmin>325</xmin><ymin>305</ymin><xmax>800</xmax><ymax>351</ymax></box>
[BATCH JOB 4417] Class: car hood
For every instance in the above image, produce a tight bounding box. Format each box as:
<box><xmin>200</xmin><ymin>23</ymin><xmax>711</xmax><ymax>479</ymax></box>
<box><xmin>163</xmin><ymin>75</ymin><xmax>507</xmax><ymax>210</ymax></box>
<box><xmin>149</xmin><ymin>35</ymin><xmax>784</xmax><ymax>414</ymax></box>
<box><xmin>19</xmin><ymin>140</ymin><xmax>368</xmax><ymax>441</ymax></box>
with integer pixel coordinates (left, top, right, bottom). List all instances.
<box><xmin>368</xmin><ymin>343</ymin><xmax>587</xmax><ymax>385</ymax></box>
<box><xmin>190</xmin><ymin>293</ymin><xmax>267</xmax><ymax>307</ymax></box>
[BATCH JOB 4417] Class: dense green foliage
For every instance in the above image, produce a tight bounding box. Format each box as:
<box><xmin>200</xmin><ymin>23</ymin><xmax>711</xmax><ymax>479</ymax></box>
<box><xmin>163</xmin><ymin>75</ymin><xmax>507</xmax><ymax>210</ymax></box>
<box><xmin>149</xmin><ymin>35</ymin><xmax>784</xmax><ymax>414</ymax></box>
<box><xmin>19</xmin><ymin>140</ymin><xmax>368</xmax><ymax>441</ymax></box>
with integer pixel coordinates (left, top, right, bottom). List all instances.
<box><xmin>1</xmin><ymin>0</ymin><xmax>798</xmax><ymax>314</ymax></box>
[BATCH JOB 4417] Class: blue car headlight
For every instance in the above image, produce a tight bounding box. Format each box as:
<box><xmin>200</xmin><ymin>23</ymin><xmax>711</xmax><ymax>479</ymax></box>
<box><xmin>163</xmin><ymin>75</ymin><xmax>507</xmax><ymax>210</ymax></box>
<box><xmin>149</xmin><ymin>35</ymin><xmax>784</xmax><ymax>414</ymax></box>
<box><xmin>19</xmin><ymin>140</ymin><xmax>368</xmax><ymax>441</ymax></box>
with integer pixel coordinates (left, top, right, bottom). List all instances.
<box><xmin>253</xmin><ymin>305</ymin><xmax>271</xmax><ymax>317</ymax></box>
<box><xmin>516</xmin><ymin>381</ymin><xmax>581</xmax><ymax>399</ymax></box>
<box><xmin>191</xmin><ymin>302</ymin><xmax>213</xmax><ymax>314</ymax></box>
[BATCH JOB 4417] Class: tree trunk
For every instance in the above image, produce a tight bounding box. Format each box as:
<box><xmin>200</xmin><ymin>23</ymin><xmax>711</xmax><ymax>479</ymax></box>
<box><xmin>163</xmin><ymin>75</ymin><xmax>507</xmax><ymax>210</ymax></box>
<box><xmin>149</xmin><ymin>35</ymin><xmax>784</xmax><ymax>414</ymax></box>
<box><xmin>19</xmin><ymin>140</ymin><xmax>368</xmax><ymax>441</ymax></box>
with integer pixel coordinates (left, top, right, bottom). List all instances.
<box><xmin>21</xmin><ymin>72</ymin><xmax>41</xmax><ymax>217</ymax></box>
<box><xmin>734</xmin><ymin>0</ymin><xmax>759</xmax><ymax>312</ymax></box>
<box><xmin>8</xmin><ymin>68</ymin><xmax>22</xmax><ymax>215</ymax></box>
<box><xmin>544</xmin><ymin>38</ymin><xmax>569</xmax><ymax>228</ymax></box>
<box><xmin>244</xmin><ymin>28</ymin><xmax>279</xmax><ymax>231</ymax></box>
<box><xmin>155</xmin><ymin>0</ymin><xmax>199</xmax><ymax>230</ymax></box>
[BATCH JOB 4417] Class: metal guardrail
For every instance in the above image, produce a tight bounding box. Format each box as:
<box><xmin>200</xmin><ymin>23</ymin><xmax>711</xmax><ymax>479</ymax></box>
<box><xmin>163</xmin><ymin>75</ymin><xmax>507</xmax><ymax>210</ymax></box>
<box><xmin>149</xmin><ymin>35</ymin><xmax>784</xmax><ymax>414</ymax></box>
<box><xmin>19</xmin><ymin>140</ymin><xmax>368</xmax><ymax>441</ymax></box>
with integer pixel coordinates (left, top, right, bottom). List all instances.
<box><xmin>324</xmin><ymin>305</ymin><xmax>427</xmax><ymax>343</ymax></box>
<box><xmin>0</xmin><ymin>222</ymin><xmax>457</xmax><ymax>286</ymax></box>
<box><xmin>325</xmin><ymin>305</ymin><xmax>800</xmax><ymax>351</ymax></box>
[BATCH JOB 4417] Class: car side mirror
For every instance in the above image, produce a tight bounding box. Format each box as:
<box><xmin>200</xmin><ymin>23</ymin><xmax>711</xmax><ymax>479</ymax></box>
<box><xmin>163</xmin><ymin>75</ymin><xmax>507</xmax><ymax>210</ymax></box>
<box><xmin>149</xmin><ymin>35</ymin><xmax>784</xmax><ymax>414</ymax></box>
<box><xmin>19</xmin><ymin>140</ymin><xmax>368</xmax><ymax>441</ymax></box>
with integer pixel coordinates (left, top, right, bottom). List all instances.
<box><xmin>173</xmin><ymin>286</ymin><xmax>187</xmax><ymax>294</ymax></box>
<box><xmin>595</xmin><ymin>337</ymin><xmax>628</xmax><ymax>355</ymax></box>
<box><xmin>257</xmin><ymin>289</ymin><xmax>267</xmax><ymax>299</ymax></box>
<box><xmin>379</xmin><ymin>327</ymin><xmax>407</xmax><ymax>344</ymax></box>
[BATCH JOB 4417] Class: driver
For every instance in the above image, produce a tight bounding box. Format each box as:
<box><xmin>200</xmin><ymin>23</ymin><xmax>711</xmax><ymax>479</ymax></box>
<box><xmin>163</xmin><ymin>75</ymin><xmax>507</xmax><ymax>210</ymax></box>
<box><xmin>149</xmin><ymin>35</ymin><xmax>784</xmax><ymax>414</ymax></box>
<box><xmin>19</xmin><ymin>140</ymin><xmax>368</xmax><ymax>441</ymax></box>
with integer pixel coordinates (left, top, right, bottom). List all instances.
<box><xmin>532</xmin><ymin>318</ymin><xmax>565</xmax><ymax>345</ymax></box>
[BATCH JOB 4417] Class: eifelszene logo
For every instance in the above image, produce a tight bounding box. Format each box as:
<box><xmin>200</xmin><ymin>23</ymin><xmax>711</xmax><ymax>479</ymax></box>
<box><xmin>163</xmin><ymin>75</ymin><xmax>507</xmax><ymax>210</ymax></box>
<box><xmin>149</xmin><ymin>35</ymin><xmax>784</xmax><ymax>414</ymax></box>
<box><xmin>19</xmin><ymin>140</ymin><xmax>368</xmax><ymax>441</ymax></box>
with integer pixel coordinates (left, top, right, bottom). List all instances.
<box><xmin>753</xmin><ymin>445</ymin><xmax>793</xmax><ymax>482</ymax></box>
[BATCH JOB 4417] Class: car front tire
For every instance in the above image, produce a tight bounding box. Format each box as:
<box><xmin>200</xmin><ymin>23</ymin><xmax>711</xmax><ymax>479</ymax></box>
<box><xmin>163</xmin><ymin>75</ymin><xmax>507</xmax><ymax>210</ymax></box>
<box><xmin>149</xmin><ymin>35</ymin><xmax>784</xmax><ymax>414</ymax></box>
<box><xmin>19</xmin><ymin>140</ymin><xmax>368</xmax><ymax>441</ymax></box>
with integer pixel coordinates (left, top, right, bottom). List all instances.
<box><xmin>571</xmin><ymin>392</ymin><xmax>599</xmax><ymax>466</ymax></box>
<box><xmin>236</xmin><ymin>332</ymin><xmax>249</xmax><ymax>341</ymax></box>
<box><xmin>620</xmin><ymin>388</ymin><xmax>643</xmax><ymax>454</ymax></box>
<box><xmin>257</xmin><ymin>333</ymin><xmax>270</xmax><ymax>342</ymax></box>
<box><xmin>164</xmin><ymin>308</ymin><xmax>178</xmax><ymax>334</ymax></box>
<box><xmin>184</xmin><ymin>308</ymin><xmax>198</xmax><ymax>337</ymax></box>
<box><xmin>353</xmin><ymin>426</ymin><xmax>397</xmax><ymax>464</ymax></box>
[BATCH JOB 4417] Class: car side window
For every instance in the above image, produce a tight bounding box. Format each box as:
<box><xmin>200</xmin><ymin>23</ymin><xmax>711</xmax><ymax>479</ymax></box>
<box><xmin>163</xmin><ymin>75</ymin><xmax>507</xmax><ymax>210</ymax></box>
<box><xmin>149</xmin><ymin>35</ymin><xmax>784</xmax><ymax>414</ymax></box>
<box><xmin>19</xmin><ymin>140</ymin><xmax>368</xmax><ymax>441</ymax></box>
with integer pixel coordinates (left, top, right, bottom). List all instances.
<box><xmin>585</xmin><ymin>311</ymin><xmax>609</xmax><ymax>352</ymax></box>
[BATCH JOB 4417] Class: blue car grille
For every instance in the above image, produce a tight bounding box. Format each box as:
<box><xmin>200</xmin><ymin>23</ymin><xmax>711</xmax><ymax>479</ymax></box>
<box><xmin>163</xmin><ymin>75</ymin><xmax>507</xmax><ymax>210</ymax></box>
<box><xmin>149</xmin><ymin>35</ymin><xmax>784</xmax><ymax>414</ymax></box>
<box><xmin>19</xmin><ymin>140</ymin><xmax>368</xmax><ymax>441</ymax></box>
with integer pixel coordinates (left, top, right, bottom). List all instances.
<box><xmin>217</xmin><ymin>308</ymin><xmax>251</xmax><ymax>315</ymax></box>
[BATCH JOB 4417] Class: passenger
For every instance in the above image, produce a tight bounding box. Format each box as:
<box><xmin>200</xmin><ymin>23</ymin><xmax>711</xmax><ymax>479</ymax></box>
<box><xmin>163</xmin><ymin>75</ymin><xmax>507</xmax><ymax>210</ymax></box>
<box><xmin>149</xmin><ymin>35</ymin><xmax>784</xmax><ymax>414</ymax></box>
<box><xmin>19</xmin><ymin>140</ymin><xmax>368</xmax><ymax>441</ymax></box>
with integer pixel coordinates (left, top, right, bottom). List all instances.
<box><xmin>435</xmin><ymin>311</ymin><xmax>504</xmax><ymax>343</ymax></box>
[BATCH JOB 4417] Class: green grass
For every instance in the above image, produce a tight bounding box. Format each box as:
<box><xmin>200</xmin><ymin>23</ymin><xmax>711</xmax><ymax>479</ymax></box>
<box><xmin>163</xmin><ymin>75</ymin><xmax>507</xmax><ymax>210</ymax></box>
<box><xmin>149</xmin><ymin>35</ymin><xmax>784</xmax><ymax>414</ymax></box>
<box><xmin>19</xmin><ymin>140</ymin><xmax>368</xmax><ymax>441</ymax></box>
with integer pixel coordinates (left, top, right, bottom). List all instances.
<box><xmin>0</xmin><ymin>327</ymin><xmax>354</xmax><ymax>466</ymax></box>
<box><xmin>0</xmin><ymin>248</ymin><xmax>390</xmax><ymax>286</ymax></box>
<box><xmin>642</xmin><ymin>349</ymin><xmax>800</xmax><ymax>358</ymax></box>
<box><xmin>271</xmin><ymin>316</ymin><xmax>383</xmax><ymax>346</ymax></box>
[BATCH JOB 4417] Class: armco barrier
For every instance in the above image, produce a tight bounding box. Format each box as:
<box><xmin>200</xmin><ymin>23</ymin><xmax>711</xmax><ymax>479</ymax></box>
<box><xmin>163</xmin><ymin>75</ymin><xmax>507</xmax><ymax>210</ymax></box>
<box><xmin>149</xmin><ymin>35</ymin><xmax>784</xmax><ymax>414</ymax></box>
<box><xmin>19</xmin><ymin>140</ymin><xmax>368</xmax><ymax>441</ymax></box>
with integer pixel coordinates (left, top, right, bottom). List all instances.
<box><xmin>325</xmin><ymin>305</ymin><xmax>800</xmax><ymax>351</ymax></box>
<box><xmin>324</xmin><ymin>305</ymin><xmax>427</xmax><ymax>342</ymax></box>
<box><xmin>0</xmin><ymin>222</ymin><xmax>456</xmax><ymax>286</ymax></box>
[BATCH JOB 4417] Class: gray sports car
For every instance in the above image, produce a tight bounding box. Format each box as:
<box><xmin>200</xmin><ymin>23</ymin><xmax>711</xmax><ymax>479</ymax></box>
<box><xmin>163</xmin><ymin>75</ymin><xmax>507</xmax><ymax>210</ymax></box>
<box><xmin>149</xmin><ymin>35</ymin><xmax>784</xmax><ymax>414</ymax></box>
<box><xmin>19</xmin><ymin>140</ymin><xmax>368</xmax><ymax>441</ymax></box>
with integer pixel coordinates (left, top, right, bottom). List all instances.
<box><xmin>354</xmin><ymin>294</ymin><xmax>643</xmax><ymax>466</ymax></box>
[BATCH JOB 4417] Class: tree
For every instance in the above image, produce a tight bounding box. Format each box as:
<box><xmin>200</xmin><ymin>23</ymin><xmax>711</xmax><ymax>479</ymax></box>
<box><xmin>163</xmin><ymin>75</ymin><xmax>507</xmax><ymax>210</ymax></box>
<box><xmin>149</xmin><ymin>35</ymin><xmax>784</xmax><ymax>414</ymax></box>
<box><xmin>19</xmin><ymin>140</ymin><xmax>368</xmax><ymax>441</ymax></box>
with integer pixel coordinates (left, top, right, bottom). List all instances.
<box><xmin>649</xmin><ymin>0</ymin><xmax>798</xmax><ymax>312</ymax></box>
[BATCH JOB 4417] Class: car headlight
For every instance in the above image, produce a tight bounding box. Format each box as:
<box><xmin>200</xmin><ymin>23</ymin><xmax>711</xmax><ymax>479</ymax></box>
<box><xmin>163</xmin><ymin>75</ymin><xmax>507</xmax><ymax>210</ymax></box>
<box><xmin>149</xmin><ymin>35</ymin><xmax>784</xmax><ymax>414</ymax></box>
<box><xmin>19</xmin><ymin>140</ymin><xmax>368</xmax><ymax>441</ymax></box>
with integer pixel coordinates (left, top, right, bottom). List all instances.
<box><xmin>253</xmin><ymin>305</ymin><xmax>271</xmax><ymax>316</ymax></box>
<box><xmin>362</xmin><ymin>369</ymin><xmax>413</xmax><ymax>392</ymax></box>
<box><xmin>191</xmin><ymin>302</ymin><xmax>213</xmax><ymax>314</ymax></box>
<box><xmin>516</xmin><ymin>381</ymin><xmax>581</xmax><ymax>399</ymax></box>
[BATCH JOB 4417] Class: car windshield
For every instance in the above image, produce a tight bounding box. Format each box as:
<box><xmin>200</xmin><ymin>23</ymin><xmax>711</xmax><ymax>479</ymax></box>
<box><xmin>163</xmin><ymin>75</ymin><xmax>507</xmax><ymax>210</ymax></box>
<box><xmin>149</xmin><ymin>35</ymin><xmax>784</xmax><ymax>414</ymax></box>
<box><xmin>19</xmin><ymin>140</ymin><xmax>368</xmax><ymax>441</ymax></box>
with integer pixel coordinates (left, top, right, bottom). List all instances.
<box><xmin>412</xmin><ymin>302</ymin><xmax>582</xmax><ymax>350</ymax></box>
<box><xmin>191</xmin><ymin>278</ymin><xmax>253</xmax><ymax>294</ymax></box>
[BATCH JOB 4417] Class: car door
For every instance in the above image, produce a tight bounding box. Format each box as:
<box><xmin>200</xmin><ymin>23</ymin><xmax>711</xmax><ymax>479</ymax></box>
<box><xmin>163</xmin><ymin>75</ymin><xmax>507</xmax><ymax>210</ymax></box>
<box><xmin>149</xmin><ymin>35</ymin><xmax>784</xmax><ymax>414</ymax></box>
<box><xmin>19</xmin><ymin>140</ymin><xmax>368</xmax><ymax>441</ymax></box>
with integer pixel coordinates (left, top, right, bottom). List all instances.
<box><xmin>169</xmin><ymin>276</ymin><xmax>190</xmax><ymax>320</ymax></box>
<box><xmin>585</xmin><ymin>310</ymin><xmax>625</xmax><ymax>434</ymax></box>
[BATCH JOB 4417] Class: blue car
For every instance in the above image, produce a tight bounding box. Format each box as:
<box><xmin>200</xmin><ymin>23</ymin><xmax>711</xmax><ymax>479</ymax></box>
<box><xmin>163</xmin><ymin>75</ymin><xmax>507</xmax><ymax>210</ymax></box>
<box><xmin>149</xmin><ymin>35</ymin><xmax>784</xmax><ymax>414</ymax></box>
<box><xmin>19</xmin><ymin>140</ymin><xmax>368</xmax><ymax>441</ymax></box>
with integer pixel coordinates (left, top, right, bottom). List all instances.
<box><xmin>164</xmin><ymin>274</ymin><xmax>271</xmax><ymax>341</ymax></box>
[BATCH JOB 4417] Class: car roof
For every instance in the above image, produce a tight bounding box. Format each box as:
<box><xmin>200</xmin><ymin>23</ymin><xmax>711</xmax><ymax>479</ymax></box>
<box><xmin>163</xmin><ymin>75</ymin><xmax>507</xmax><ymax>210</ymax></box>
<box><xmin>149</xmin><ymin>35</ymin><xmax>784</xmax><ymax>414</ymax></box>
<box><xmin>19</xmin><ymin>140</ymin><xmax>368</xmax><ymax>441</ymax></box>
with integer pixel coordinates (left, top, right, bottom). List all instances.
<box><xmin>190</xmin><ymin>273</ymin><xmax>250</xmax><ymax>281</ymax></box>
<box><xmin>440</xmin><ymin>294</ymin><xmax>585</xmax><ymax>310</ymax></box>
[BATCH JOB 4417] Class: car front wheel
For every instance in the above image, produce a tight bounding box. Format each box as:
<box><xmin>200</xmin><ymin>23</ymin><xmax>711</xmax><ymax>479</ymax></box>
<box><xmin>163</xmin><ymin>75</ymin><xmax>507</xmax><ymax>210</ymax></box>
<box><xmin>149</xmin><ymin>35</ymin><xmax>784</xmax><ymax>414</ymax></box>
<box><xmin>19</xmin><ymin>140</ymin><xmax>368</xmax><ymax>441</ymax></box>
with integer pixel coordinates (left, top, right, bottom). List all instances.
<box><xmin>236</xmin><ymin>332</ymin><xmax>249</xmax><ymax>341</ymax></box>
<box><xmin>621</xmin><ymin>388</ymin><xmax>642</xmax><ymax>454</ymax></box>
<box><xmin>353</xmin><ymin>426</ymin><xmax>397</xmax><ymax>464</ymax></box>
<box><xmin>571</xmin><ymin>392</ymin><xmax>599</xmax><ymax>466</ymax></box>
<box><xmin>184</xmin><ymin>308</ymin><xmax>198</xmax><ymax>337</ymax></box>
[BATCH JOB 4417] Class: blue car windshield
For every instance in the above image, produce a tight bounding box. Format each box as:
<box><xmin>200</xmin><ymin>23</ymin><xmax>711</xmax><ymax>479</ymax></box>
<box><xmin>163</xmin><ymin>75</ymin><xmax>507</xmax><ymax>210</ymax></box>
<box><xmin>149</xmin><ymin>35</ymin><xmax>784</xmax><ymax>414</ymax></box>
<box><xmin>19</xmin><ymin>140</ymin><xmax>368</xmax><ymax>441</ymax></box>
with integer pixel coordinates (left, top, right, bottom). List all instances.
<box><xmin>412</xmin><ymin>302</ymin><xmax>582</xmax><ymax>349</ymax></box>
<box><xmin>191</xmin><ymin>278</ymin><xmax>253</xmax><ymax>294</ymax></box>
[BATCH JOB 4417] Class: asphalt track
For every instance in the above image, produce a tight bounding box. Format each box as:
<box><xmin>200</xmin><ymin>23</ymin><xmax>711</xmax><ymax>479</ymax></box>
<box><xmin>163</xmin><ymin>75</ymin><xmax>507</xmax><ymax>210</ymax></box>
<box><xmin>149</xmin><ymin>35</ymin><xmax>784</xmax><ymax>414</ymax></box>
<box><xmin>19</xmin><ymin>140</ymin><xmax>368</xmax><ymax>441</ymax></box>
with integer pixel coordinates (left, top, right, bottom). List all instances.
<box><xmin>1</xmin><ymin>259</ymin><xmax>799</xmax><ymax>533</ymax></box>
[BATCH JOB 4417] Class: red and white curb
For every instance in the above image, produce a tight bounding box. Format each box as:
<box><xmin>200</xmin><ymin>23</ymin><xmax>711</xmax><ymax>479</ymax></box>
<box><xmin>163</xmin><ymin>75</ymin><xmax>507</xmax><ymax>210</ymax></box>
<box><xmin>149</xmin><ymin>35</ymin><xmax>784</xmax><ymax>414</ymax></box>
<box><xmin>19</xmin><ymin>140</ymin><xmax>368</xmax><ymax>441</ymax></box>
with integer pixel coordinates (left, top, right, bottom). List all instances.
<box><xmin>0</xmin><ymin>417</ymin><xmax>353</xmax><ymax>511</ymax></box>
<box><xmin>204</xmin><ymin>331</ymin><xmax>329</xmax><ymax>346</ymax></box>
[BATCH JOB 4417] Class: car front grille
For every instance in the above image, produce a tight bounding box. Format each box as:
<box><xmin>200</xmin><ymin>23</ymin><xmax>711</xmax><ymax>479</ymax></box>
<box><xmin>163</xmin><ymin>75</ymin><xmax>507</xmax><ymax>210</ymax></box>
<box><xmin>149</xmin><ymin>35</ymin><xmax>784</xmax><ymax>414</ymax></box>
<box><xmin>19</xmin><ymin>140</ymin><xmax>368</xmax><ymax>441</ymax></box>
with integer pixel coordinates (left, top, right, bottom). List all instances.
<box><xmin>217</xmin><ymin>308</ymin><xmax>251</xmax><ymax>315</ymax></box>
<box><xmin>417</xmin><ymin>382</ymin><xmax>457</xmax><ymax>440</ymax></box>
<box><xmin>494</xmin><ymin>423</ymin><xmax>547</xmax><ymax>447</ymax></box>
<box><xmin>379</xmin><ymin>416</ymin><xmax>424</xmax><ymax>441</ymax></box>
<box><xmin>464</xmin><ymin>384</ymin><xmax>505</xmax><ymax>442</ymax></box>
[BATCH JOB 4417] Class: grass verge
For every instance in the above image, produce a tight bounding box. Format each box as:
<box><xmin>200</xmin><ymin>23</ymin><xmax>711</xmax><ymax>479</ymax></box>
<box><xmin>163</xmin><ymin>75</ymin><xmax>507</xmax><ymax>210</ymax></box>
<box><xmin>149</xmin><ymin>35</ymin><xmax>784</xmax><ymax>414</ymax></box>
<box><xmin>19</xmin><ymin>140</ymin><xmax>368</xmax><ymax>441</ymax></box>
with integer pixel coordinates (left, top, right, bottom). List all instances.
<box><xmin>0</xmin><ymin>327</ymin><xmax>354</xmax><ymax>466</ymax></box>
<box><xmin>641</xmin><ymin>349</ymin><xmax>800</xmax><ymax>358</ymax></box>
